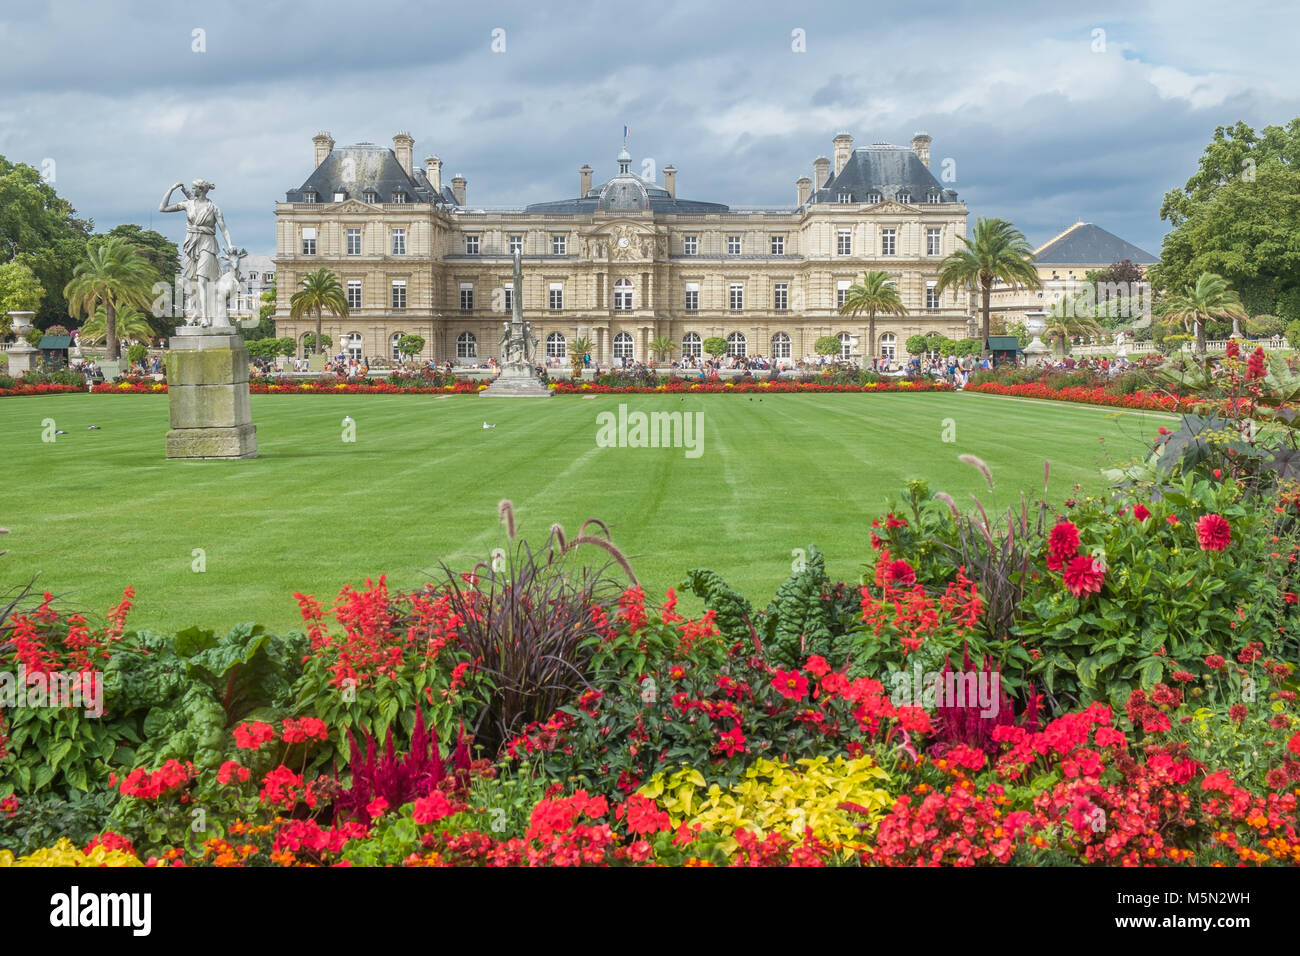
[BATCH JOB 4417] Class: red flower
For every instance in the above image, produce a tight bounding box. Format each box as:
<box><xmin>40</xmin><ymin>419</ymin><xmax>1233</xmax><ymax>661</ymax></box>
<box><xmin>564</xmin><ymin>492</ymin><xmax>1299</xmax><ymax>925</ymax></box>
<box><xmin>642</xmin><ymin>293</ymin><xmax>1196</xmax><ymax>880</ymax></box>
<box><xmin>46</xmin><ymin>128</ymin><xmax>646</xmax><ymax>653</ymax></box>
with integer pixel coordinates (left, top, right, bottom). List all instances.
<box><xmin>715</xmin><ymin>725</ymin><xmax>746</xmax><ymax>757</ymax></box>
<box><xmin>1229</xmin><ymin>704</ymin><xmax>1248</xmax><ymax>722</ymax></box>
<box><xmin>1047</xmin><ymin>521</ymin><xmax>1081</xmax><ymax>571</ymax></box>
<box><xmin>1225</xmin><ymin>339</ymin><xmax>1240</xmax><ymax>359</ymax></box>
<box><xmin>1158</xmin><ymin>426</ymin><xmax>1171</xmax><ymax>436</ymax></box>
<box><xmin>804</xmin><ymin>655</ymin><xmax>831</xmax><ymax>677</ymax></box>
<box><xmin>216</xmin><ymin>761</ymin><xmax>250</xmax><ymax>786</ymax></box>
<box><xmin>1205</xmin><ymin>654</ymin><xmax>1225</xmax><ymax>670</ymax></box>
<box><xmin>1166</xmin><ymin>514</ymin><xmax>1179</xmax><ymax>526</ymax></box>
<box><xmin>1196</xmin><ymin>513</ymin><xmax>1231</xmax><ymax>552</ymax></box>
<box><xmin>233</xmin><ymin>721</ymin><xmax>276</xmax><ymax>750</ymax></box>
<box><xmin>366</xmin><ymin>797</ymin><xmax>389</xmax><ymax>818</ymax></box>
<box><xmin>1286</xmin><ymin>593</ymin><xmax>1298</xmax><ymax>605</ymax></box>
<box><xmin>1288</xmin><ymin>732</ymin><xmax>1300</xmax><ymax>758</ymax></box>
<box><xmin>771</xmin><ymin>669</ymin><xmax>809</xmax><ymax>700</ymax></box>
<box><xmin>413</xmin><ymin>791</ymin><xmax>454</xmax><ymax>824</ymax></box>
<box><xmin>1132</xmin><ymin>504</ymin><xmax>1150</xmax><ymax>522</ymax></box>
<box><xmin>883</xmin><ymin>559</ymin><xmax>916</xmax><ymax>586</ymax></box>
<box><xmin>281</xmin><ymin>717</ymin><xmax>328</xmax><ymax>743</ymax></box>
<box><xmin>1063</xmin><ymin>554</ymin><xmax>1105</xmax><ymax>598</ymax></box>
<box><xmin>1248</xmin><ymin>346</ymin><xmax>1266</xmax><ymax>380</ymax></box>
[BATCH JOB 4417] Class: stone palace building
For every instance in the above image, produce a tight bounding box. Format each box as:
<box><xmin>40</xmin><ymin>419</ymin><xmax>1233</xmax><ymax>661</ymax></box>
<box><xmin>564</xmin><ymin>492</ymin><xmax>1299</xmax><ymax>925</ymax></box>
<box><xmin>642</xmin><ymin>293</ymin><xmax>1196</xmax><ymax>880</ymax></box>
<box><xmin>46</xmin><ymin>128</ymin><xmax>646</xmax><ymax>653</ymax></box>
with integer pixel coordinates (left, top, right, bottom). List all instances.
<box><xmin>272</xmin><ymin>130</ymin><xmax>974</xmax><ymax>366</ymax></box>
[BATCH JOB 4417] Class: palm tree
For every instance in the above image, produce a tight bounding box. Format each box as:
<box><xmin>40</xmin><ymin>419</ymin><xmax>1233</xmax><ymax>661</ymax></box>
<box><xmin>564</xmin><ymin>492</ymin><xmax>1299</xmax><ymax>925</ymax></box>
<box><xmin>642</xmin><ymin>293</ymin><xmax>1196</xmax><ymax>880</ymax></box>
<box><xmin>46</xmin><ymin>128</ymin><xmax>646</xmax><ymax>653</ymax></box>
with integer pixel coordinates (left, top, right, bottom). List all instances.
<box><xmin>290</xmin><ymin>268</ymin><xmax>349</xmax><ymax>356</ymax></box>
<box><xmin>935</xmin><ymin>217</ymin><xmax>1041</xmax><ymax>358</ymax></box>
<box><xmin>1160</xmin><ymin>272</ymin><xmax>1247</xmax><ymax>354</ymax></box>
<box><xmin>1044</xmin><ymin>299</ymin><xmax>1102</xmax><ymax>356</ymax></box>
<box><xmin>838</xmin><ymin>270</ymin><xmax>908</xmax><ymax>365</ymax></box>
<box><xmin>569</xmin><ymin>336</ymin><xmax>592</xmax><ymax>379</ymax></box>
<box><xmin>63</xmin><ymin>237</ymin><xmax>157</xmax><ymax>362</ymax></box>
<box><xmin>78</xmin><ymin>304</ymin><xmax>156</xmax><ymax>346</ymax></box>
<box><xmin>649</xmin><ymin>335</ymin><xmax>675</xmax><ymax>365</ymax></box>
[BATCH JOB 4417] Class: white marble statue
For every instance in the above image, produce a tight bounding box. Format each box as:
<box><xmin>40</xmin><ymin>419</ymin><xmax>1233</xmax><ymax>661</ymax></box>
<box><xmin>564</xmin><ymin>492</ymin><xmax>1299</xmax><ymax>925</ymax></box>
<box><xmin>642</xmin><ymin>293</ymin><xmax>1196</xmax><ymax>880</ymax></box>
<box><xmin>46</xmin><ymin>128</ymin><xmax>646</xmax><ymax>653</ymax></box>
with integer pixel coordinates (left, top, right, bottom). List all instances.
<box><xmin>159</xmin><ymin>178</ymin><xmax>238</xmax><ymax>328</ymax></box>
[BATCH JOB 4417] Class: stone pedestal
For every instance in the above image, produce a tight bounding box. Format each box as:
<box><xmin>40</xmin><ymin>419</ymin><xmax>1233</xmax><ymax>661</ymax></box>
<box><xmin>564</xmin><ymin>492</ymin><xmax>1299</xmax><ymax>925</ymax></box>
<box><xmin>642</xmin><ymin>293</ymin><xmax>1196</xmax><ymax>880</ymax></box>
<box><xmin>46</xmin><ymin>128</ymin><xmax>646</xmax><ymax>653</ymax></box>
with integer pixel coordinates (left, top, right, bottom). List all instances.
<box><xmin>6</xmin><ymin>342</ymin><xmax>37</xmax><ymax>377</ymax></box>
<box><xmin>165</xmin><ymin>328</ymin><xmax>258</xmax><ymax>459</ymax></box>
<box><xmin>479</xmin><ymin>363</ymin><xmax>552</xmax><ymax>398</ymax></box>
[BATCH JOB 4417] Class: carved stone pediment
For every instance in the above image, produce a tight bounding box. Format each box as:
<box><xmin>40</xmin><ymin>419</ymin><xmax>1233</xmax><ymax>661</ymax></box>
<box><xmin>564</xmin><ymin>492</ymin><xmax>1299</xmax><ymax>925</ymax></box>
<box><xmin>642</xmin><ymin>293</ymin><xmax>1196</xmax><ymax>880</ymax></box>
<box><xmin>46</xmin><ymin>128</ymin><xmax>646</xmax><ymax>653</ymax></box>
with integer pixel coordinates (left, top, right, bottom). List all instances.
<box><xmin>868</xmin><ymin>200</ymin><xmax>910</xmax><ymax>214</ymax></box>
<box><xmin>594</xmin><ymin>222</ymin><xmax>658</xmax><ymax>261</ymax></box>
<box><xmin>333</xmin><ymin>200</ymin><xmax>376</xmax><ymax>214</ymax></box>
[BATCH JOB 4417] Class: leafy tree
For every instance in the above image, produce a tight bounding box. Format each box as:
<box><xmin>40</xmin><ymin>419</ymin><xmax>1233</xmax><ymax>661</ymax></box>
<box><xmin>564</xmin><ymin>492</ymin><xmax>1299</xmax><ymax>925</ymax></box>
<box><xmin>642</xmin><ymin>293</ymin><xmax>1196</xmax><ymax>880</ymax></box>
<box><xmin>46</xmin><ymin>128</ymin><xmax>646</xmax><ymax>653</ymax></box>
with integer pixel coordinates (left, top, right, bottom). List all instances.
<box><xmin>276</xmin><ymin>336</ymin><xmax>296</xmax><ymax>358</ymax></box>
<box><xmin>127</xmin><ymin>343</ymin><xmax>148</xmax><ymax>366</ymax></box>
<box><xmin>63</xmin><ymin>238</ymin><xmax>156</xmax><ymax>360</ymax></box>
<box><xmin>649</xmin><ymin>335</ymin><xmax>675</xmax><ymax>363</ymax></box>
<box><xmin>1152</xmin><ymin>119</ymin><xmax>1300</xmax><ymax>317</ymax></box>
<box><xmin>78</xmin><ymin>304</ymin><xmax>155</xmax><ymax>346</ymax></box>
<box><xmin>936</xmin><ymin>217</ymin><xmax>1040</xmax><ymax>357</ymax></box>
<box><xmin>1285</xmin><ymin>320</ymin><xmax>1300</xmax><ymax>350</ymax></box>
<box><xmin>838</xmin><ymin>270</ymin><xmax>907</xmax><ymax>363</ymax></box>
<box><xmin>240</xmin><ymin>281</ymin><xmax>279</xmax><ymax>342</ymax></box>
<box><xmin>1159</xmin><ymin>272</ymin><xmax>1248</xmax><ymax>353</ymax></box>
<box><xmin>814</xmin><ymin>335</ymin><xmax>843</xmax><ymax>358</ymax></box>
<box><xmin>301</xmin><ymin>333</ymin><xmax>332</xmax><ymax>353</ymax></box>
<box><xmin>703</xmin><ymin>336</ymin><xmax>728</xmax><ymax>359</ymax></box>
<box><xmin>0</xmin><ymin>261</ymin><xmax>44</xmax><ymax>338</ymax></box>
<box><xmin>290</xmin><ymin>268</ymin><xmax>348</xmax><ymax>355</ymax></box>
<box><xmin>0</xmin><ymin>155</ymin><xmax>94</xmax><ymax>327</ymax></box>
<box><xmin>1044</xmin><ymin>298</ymin><xmax>1102</xmax><ymax>355</ymax></box>
<box><xmin>905</xmin><ymin>334</ymin><xmax>929</xmax><ymax>356</ymax></box>
<box><xmin>396</xmin><ymin>334</ymin><xmax>425</xmax><ymax>361</ymax></box>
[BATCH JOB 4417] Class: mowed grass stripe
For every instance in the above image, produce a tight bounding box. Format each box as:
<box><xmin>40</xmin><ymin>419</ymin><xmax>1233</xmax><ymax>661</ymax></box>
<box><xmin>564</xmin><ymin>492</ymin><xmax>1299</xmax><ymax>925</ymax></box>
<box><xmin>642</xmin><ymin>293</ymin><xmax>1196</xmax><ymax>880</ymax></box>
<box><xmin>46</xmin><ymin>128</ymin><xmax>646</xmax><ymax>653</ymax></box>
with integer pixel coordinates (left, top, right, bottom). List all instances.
<box><xmin>0</xmin><ymin>392</ymin><xmax>1159</xmax><ymax>633</ymax></box>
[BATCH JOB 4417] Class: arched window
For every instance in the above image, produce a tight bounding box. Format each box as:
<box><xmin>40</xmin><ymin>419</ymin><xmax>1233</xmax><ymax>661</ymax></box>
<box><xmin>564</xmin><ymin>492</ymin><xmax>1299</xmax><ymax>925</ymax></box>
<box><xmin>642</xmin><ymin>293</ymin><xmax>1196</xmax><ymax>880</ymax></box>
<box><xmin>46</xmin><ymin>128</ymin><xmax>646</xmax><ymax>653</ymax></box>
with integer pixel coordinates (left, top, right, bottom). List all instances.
<box><xmin>880</xmin><ymin>333</ymin><xmax>897</xmax><ymax>362</ymax></box>
<box><xmin>727</xmin><ymin>332</ymin><xmax>747</xmax><ymax>357</ymax></box>
<box><xmin>341</xmin><ymin>332</ymin><xmax>363</xmax><ymax>361</ymax></box>
<box><xmin>545</xmin><ymin>332</ymin><xmax>566</xmax><ymax>358</ymax></box>
<box><xmin>613</xmin><ymin>332</ymin><xmax>634</xmax><ymax>360</ymax></box>
<box><xmin>771</xmin><ymin>332</ymin><xmax>791</xmax><ymax>359</ymax></box>
<box><xmin>457</xmin><ymin>331</ymin><xmax>477</xmax><ymax>359</ymax></box>
<box><xmin>391</xmin><ymin>332</ymin><xmax>405</xmax><ymax>361</ymax></box>
<box><xmin>838</xmin><ymin>332</ymin><xmax>853</xmax><ymax>361</ymax></box>
<box><xmin>613</xmin><ymin>278</ymin><xmax>633</xmax><ymax>311</ymax></box>
<box><xmin>300</xmin><ymin>332</ymin><xmax>315</xmax><ymax>359</ymax></box>
<box><xmin>682</xmin><ymin>332</ymin><xmax>701</xmax><ymax>358</ymax></box>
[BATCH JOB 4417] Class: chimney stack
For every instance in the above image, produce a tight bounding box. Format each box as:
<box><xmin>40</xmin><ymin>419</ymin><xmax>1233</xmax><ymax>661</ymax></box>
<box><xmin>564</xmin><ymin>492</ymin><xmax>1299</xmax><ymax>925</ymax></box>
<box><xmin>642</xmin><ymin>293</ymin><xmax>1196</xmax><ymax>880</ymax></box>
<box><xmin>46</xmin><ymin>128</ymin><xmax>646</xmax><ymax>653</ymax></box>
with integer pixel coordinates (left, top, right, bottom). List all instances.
<box><xmin>451</xmin><ymin>174</ymin><xmax>467</xmax><ymax>206</ymax></box>
<box><xmin>425</xmin><ymin>156</ymin><xmax>442</xmax><ymax>193</ymax></box>
<box><xmin>832</xmin><ymin>133</ymin><xmax>853</xmax><ymax>176</ymax></box>
<box><xmin>393</xmin><ymin>132</ymin><xmax>414</xmax><ymax>177</ymax></box>
<box><xmin>663</xmin><ymin>164</ymin><xmax>676</xmax><ymax>198</ymax></box>
<box><xmin>796</xmin><ymin>176</ymin><xmax>811</xmax><ymax>206</ymax></box>
<box><xmin>579</xmin><ymin>164</ymin><xmax>593</xmax><ymax>196</ymax></box>
<box><xmin>910</xmin><ymin>132</ymin><xmax>932</xmax><ymax>169</ymax></box>
<box><xmin>312</xmin><ymin>131</ymin><xmax>334</xmax><ymax>168</ymax></box>
<box><xmin>812</xmin><ymin>155</ymin><xmax>830</xmax><ymax>189</ymax></box>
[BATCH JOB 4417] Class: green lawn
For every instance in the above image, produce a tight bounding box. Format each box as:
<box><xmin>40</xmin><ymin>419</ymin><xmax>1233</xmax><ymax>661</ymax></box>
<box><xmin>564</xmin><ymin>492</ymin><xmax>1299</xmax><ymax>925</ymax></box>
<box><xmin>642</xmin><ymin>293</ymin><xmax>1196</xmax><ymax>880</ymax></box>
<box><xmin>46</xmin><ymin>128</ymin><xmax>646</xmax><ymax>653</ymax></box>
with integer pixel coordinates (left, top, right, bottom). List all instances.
<box><xmin>0</xmin><ymin>391</ymin><xmax>1177</xmax><ymax>634</ymax></box>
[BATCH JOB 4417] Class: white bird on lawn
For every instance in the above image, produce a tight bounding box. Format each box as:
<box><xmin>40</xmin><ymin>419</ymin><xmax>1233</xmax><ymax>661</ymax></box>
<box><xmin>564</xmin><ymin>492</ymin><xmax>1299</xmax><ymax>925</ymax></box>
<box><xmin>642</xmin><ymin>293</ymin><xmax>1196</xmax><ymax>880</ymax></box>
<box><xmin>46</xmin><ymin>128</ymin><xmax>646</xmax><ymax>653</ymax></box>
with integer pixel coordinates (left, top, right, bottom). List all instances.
<box><xmin>482</xmin><ymin>421</ymin><xmax>496</xmax><ymax>429</ymax></box>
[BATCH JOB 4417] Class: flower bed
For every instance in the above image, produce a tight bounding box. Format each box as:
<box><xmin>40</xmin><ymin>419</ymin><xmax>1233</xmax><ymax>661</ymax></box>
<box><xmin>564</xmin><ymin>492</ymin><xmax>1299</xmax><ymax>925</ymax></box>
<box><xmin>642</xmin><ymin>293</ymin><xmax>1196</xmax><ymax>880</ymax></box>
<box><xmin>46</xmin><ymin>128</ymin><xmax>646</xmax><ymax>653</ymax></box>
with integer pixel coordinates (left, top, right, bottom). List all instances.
<box><xmin>549</xmin><ymin>379</ymin><xmax>953</xmax><ymax>394</ymax></box>
<box><xmin>0</xmin><ymin>384</ymin><xmax>84</xmax><ymax>397</ymax></box>
<box><xmin>963</xmin><ymin>381</ymin><xmax>1208</xmax><ymax>413</ymax></box>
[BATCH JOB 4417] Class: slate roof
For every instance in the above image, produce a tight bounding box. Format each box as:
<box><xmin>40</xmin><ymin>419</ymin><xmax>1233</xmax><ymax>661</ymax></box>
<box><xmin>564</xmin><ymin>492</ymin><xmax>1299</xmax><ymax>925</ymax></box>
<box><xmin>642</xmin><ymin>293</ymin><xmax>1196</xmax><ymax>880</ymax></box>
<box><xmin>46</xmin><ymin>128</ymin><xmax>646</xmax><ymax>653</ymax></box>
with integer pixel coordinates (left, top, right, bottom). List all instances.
<box><xmin>811</xmin><ymin>145</ymin><xmax>957</xmax><ymax>205</ymax></box>
<box><xmin>1033</xmin><ymin>222</ymin><xmax>1157</xmax><ymax>266</ymax></box>
<box><xmin>523</xmin><ymin>173</ymin><xmax>729</xmax><ymax>215</ymax></box>
<box><xmin>285</xmin><ymin>145</ymin><xmax>444</xmax><ymax>205</ymax></box>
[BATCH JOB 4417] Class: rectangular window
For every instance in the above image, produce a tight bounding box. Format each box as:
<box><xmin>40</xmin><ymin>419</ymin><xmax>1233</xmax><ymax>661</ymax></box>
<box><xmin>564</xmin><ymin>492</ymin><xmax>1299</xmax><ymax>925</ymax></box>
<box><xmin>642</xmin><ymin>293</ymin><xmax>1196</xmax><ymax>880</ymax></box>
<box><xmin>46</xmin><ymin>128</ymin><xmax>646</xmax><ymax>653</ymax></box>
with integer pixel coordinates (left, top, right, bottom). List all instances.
<box><xmin>459</xmin><ymin>284</ymin><xmax>473</xmax><ymax>311</ymax></box>
<box><xmin>683</xmin><ymin>235</ymin><xmax>698</xmax><ymax>256</ymax></box>
<box><xmin>333</xmin><ymin>192</ymin><xmax>345</xmax><ymax>203</ymax></box>
<box><xmin>927</xmin><ymin>228</ymin><xmax>941</xmax><ymax>256</ymax></box>
<box><xmin>729</xmin><ymin>282</ymin><xmax>743</xmax><ymax>311</ymax></box>
<box><xmin>727</xmin><ymin>235</ymin><xmax>741</xmax><ymax>255</ymax></box>
<box><xmin>774</xmin><ymin>283</ymin><xmax>788</xmax><ymax>310</ymax></box>
<box><xmin>303</xmin><ymin>192</ymin><xmax>317</xmax><ymax>204</ymax></box>
<box><xmin>346</xmin><ymin>280</ymin><xmax>362</xmax><ymax>309</ymax></box>
<box><xmin>551</xmin><ymin>234</ymin><xmax>567</xmax><ymax>255</ymax></box>
<box><xmin>465</xmin><ymin>235</ymin><xmax>480</xmax><ymax>255</ymax></box>
<box><xmin>549</xmin><ymin>282</ymin><xmax>563</xmax><ymax>310</ymax></box>
<box><xmin>684</xmin><ymin>282</ymin><xmax>699</xmax><ymax>311</ymax></box>
<box><xmin>392</xmin><ymin>192</ymin><xmax>407</xmax><ymax>204</ymax></box>
<box><xmin>346</xmin><ymin>228</ymin><xmax>361</xmax><ymax>255</ymax></box>
<box><xmin>881</xmin><ymin>228</ymin><xmax>896</xmax><ymax>256</ymax></box>
<box><xmin>391</xmin><ymin>280</ymin><xmax>407</xmax><ymax>309</ymax></box>
<box><xmin>301</xmin><ymin>227</ymin><xmax>316</xmax><ymax>255</ymax></box>
<box><xmin>837</xmin><ymin>279</ymin><xmax>851</xmax><ymax>309</ymax></box>
<box><xmin>770</xmin><ymin>235</ymin><xmax>785</xmax><ymax>256</ymax></box>
<box><xmin>504</xmin><ymin>283</ymin><xmax>513</xmax><ymax>313</ymax></box>
<box><xmin>926</xmin><ymin>281</ymin><xmax>940</xmax><ymax>310</ymax></box>
<box><xmin>391</xmin><ymin>228</ymin><xmax>406</xmax><ymax>255</ymax></box>
<box><xmin>837</xmin><ymin>229</ymin><xmax>852</xmax><ymax>255</ymax></box>
<box><xmin>509</xmin><ymin>235</ymin><xmax>523</xmax><ymax>255</ymax></box>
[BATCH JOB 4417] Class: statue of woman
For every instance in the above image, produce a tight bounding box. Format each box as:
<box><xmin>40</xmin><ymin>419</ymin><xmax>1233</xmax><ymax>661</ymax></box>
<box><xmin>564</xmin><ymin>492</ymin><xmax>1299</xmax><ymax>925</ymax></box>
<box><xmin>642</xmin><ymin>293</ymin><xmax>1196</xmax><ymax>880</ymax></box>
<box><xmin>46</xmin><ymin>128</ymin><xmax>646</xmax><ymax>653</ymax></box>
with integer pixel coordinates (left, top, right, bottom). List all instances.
<box><xmin>160</xmin><ymin>179</ymin><xmax>237</xmax><ymax>327</ymax></box>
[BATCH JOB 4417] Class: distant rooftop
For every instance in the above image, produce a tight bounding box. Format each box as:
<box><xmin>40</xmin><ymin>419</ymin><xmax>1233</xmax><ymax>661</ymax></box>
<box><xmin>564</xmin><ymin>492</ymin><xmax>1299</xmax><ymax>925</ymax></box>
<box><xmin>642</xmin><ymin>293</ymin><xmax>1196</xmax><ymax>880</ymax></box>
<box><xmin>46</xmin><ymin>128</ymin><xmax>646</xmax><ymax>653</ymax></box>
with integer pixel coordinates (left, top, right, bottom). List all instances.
<box><xmin>1034</xmin><ymin>222</ymin><xmax>1157</xmax><ymax>266</ymax></box>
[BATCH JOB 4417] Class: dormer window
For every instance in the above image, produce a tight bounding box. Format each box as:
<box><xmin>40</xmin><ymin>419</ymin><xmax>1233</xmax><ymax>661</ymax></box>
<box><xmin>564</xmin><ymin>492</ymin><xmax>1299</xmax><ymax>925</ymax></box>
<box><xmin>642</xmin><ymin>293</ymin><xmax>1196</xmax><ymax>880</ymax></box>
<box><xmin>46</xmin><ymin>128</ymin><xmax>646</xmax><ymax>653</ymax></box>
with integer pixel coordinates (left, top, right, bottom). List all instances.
<box><xmin>866</xmin><ymin>191</ymin><xmax>882</xmax><ymax>204</ymax></box>
<box><xmin>364</xmin><ymin>190</ymin><xmax>379</xmax><ymax>204</ymax></box>
<box><xmin>392</xmin><ymin>192</ymin><xmax>408</xmax><ymax>204</ymax></box>
<box><xmin>897</xmin><ymin>192</ymin><xmax>912</xmax><ymax>204</ymax></box>
<box><xmin>837</xmin><ymin>192</ymin><xmax>852</xmax><ymax>203</ymax></box>
<box><xmin>333</xmin><ymin>191</ymin><xmax>346</xmax><ymax>202</ymax></box>
<box><xmin>926</xmin><ymin>191</ymin><xmax>941</xmax><ymax>204</ymax></box>
<box><xmin>303</xmin><ymin>191</ymin><xmax>317</xmax><ymax>204</ymax></box>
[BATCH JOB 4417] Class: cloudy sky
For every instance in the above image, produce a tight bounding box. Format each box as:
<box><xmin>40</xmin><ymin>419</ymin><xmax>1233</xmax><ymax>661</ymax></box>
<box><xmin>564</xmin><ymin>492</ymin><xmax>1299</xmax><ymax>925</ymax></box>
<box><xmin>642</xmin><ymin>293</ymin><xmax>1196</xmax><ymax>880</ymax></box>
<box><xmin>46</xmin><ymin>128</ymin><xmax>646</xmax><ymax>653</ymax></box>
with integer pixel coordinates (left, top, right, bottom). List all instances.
<box><xmin>1</xmin><ymin>0</ymin><xmax>1296</xmax><ymax>259</ymax></box>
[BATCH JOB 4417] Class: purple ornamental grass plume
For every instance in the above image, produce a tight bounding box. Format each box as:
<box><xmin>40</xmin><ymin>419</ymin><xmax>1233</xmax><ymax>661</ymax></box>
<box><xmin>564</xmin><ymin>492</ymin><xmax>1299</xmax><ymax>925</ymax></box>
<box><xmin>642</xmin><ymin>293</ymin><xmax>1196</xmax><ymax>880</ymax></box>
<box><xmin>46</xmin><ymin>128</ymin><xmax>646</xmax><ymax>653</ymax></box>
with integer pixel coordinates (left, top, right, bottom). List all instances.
<box><xmin>958</xmin><ymin>454</ymin><xmax>995</xmax><ymax>491</ymax></box>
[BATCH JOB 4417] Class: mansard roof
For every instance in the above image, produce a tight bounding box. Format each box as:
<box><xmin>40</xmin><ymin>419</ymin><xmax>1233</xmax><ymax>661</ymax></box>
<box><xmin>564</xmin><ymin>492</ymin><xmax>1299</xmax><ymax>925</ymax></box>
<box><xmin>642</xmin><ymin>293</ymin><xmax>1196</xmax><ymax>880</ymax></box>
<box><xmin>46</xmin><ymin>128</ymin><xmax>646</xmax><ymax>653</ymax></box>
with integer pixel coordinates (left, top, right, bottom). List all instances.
<box><xmin>285</xmin><ymin>144</ymin><xmax>443</xmax><ymax>204</ymax></box>
<box><xmin>811</xmin><ymin>145</ymin><xmax>956</xmax><ymax>205</ymax></box>
<box><xmin>1033</xmin><ymin>222</ymin><xmax>1158</xmax><ymax>266</ymax></box>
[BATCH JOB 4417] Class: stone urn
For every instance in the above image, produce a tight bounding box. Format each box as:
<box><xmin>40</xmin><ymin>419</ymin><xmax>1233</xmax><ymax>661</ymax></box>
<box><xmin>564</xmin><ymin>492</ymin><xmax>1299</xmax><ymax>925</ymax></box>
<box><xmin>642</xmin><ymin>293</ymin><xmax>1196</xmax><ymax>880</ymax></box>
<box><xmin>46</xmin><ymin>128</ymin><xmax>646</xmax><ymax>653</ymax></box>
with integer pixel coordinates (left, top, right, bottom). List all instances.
<box><xmin>5</xmin><ymin>311</ymin><xmax>38</xmax><ymax>376</ymax></box>
<box><xmin>1022</xmin><ymin>313</ymin><xmax>1051</xmax><ymax>364</ymax></box>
